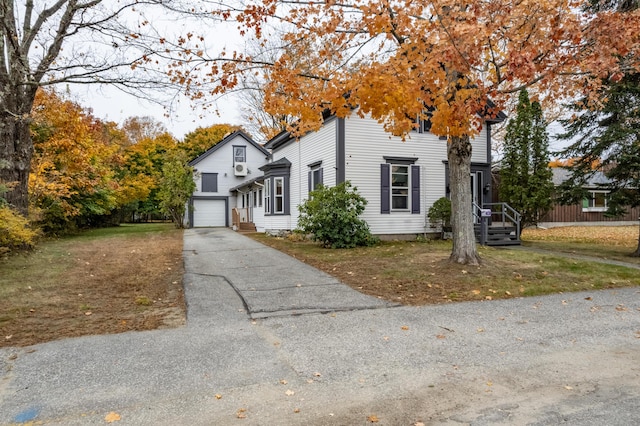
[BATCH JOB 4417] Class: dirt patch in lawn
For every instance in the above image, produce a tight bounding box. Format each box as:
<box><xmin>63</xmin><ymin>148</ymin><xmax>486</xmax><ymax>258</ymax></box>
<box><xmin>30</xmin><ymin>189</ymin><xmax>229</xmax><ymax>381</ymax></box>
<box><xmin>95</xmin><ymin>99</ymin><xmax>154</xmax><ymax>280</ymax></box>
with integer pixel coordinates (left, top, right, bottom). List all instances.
<box><xmin>0</xmin><ymin>225</ymin><xmax>185</xmax><ymax>348</ymax></box>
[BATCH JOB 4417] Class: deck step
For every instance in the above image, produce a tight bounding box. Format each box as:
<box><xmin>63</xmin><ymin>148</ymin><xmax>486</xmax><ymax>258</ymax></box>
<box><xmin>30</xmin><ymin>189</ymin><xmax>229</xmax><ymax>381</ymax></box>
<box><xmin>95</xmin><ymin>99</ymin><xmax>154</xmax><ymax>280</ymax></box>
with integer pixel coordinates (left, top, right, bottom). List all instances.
<box><xmin>238</xmin><ymin>222</ymin><xmax>257</xmax><ymax>232</ymax></box>
<box><xmin>474</xmin><ymin>225</ymin><xmax>521</xmax><ymax>246</ymax></box>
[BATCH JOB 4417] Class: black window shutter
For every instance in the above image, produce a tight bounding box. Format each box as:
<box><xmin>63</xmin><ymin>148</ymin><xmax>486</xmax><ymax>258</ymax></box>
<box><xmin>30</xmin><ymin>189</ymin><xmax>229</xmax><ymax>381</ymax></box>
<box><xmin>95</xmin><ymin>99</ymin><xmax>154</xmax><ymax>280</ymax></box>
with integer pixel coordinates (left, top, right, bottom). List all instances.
<box><xmin>411</xmin><ymin>165</ymin><xmax>420</xmax><ymax>214</ymax></box>
<box><xmin>381</xmin><ymin>163</ymin><xmax>390</xmax><ymax>214</ymax></box>
<box><xmin>308</xmin><ymin>170</ymin><xmax>312</xmax><ymax>193</ymax></box>
<box><xmin>319</xmin><ymin>168</ymin><xmax>323</xmax><ymax>186</ymax></box>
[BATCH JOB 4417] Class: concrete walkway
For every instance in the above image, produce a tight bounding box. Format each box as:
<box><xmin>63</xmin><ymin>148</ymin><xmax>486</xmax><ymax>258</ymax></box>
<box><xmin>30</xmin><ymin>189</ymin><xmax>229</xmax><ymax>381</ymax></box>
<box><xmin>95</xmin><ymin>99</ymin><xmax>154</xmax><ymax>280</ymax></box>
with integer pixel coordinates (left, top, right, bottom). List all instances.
<box><xmin>0</xmin><ymin>228</ymin><xmax>639</xmax><ymax>425</ymax></box>
<box><xmin>183</xmin><ymin>227</ymin><xmax>397</xmax><ymax>319</ymax></box>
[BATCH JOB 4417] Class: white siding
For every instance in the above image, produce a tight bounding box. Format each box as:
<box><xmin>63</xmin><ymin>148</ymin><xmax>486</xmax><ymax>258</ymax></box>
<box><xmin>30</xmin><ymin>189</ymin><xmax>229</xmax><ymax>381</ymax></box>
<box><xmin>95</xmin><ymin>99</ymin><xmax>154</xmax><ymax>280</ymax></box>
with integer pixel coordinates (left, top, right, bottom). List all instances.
<box><xmin>344</xmin><ymin>114</ymin><xmax>449</xmax><ymax>235</ymax></box>
<box><xmin>264</xmin><ymin>118</ymin><xmax>337</xmax><ymax>232</ymax></box>
<box><xmin>265</xmin><ymin>111</ymin><xmax>492</xmax><ymax>236</ymax></box>
<box><xmin>191</xmin><ymin>134</ymin><xmax>268</xmax><ymax>226</ymax></box>
<box><xmin>471</xmin><ymin>126</ymin><xmax>489</xmax><ymax>164</ymax></box>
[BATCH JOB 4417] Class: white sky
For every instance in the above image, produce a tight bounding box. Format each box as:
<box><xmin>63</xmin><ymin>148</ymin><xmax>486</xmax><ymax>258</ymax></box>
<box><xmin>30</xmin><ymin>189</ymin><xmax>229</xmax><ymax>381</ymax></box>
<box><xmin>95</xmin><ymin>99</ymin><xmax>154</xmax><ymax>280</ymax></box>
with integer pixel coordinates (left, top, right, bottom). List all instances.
<box><xmin>70</xmin><ymin>80</ymin><xmax>244</xmax><ymax>141</ymax></box>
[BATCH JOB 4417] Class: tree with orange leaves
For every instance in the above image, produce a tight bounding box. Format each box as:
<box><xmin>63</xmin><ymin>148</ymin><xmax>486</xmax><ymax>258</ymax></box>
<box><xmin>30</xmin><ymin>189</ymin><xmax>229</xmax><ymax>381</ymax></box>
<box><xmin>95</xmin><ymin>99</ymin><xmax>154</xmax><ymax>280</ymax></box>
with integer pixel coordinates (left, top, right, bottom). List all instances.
<box><xmin>174</xmin><ymin>0</ymin><xmax>639</xmax><ymax>264</ymax></box>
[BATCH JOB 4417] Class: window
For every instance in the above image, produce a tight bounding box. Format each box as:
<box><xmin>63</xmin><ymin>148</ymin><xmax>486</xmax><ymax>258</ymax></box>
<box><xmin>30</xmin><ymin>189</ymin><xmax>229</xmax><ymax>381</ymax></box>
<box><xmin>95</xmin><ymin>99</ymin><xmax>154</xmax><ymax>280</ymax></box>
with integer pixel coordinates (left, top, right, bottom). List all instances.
<box><xmin>201</xmin><ymin>173</ymin><xmax>218</xmax><ymax>192</ymax></box>
<box><xmin>274</xmin><ymin>177</ymin><xmax>285</xmax><ymax>213</ymax></box>
<box><xmin>258</xmin><ymin>188</ymin><xmax>263</xmax><ymax>207</ymax></box>
<box><xmin>391</xmin><ymin>165</ymin><xmax>409</xmax><ymax>210</ymax></box>
<box><xmin>308</xmin><ymin>163</ymin><xmax>323</xmax><ymax>194</ymax></box>
<box><xmin>264</xmin><ymin>179</ymin><xmax>271</xmax><ymax>214</ymax></box>
<box><xmin>233</xmin><ymin>146</ymin><xmax>246</xmax><ymax>163</ymax></box>
<box><xmin>583</xmin><ymin>191</ymin><xmax>609</xmax><ymax>212</ymax></box>
<box><xmin>260</xmin><ymin>157</ymin><xmax>291</xmax><ymax>216</ymax></box>
<box><xmin>412</xmin><ymin>110</ymin><xmax>433</xmax><ymax>133</ymax></box>
<box><xmin>381</xmin><ymin>162</ymin><xmax>420</xmax><ymax>214</ymax></box>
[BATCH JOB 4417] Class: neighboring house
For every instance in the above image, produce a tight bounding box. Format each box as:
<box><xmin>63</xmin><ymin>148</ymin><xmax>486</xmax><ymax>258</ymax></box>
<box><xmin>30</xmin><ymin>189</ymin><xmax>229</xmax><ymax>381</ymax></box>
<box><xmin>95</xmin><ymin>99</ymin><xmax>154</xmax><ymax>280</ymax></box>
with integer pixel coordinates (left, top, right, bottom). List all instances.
<box><xmin>256</xmin><ymin>109</ymin><xmax>505</xmax><ymax>239</ymax></box>
<box><xmin>186</xmin><ymin>131</ymin><xmax>269</xmax><ymax>228</ymax></box>
<box><xmin>539</xmin><ymin>168</ymin><xmax>640</xmax><ymax>227</ymax></box>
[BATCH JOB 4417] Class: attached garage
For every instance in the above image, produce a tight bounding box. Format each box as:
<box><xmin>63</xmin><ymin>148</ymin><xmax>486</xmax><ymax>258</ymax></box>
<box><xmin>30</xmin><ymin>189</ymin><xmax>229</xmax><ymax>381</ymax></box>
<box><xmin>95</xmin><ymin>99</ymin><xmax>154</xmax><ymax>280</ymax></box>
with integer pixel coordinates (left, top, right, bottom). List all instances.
<box><xmin>191</xmin><ymin>198</ymin><xmax>228</xmax><ymax>227</ymax></box>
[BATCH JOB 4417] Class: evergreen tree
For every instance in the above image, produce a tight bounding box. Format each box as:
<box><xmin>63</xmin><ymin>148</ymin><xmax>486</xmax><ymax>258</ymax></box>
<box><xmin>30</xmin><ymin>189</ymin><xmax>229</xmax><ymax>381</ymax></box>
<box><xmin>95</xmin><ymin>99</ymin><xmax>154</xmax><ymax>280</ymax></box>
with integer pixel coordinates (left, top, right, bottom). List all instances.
<box><xmin>500</xmin><ymin>90</ymin><xmax>554</xmax><ymax>230</ymax></box>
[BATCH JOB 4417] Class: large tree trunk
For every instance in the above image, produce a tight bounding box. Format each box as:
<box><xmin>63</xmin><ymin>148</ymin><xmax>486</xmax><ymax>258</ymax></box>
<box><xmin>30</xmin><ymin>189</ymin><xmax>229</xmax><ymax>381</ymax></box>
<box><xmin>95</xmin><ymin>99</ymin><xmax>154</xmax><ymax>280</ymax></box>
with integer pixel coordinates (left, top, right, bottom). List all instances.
<box><xmin>0</xmin><ymin>110</ymin><xmax>34</xmax><ymax>216</ymax></box>
<box><xmin>448</xmin><ymin>135</ymin><xmax>481</xmax><ymax>265</ymax></box>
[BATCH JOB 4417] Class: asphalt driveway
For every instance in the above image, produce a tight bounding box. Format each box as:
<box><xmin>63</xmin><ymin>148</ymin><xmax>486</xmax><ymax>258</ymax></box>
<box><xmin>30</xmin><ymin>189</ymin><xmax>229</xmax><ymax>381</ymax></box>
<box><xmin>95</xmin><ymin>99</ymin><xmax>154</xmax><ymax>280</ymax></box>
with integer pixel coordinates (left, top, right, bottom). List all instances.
<box><xmin>1</xmin><ymin>228</ymin><xmax>639</xmax><ymax>425</ymax></box>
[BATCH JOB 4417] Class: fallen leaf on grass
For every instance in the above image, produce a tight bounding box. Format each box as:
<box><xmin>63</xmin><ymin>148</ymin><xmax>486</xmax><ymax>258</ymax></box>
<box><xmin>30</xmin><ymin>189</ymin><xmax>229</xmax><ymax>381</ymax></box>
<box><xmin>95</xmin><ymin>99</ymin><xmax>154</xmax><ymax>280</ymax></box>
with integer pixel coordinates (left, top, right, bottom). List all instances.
<box><xmin>105</xmin><ymin>412</ymin><xmax>121</xmax><ymax>422</ymax></box>
<box><xmin>472</xmin><ymin>289</ymin><xmax>481</xmax><ymax>295</ymax></box>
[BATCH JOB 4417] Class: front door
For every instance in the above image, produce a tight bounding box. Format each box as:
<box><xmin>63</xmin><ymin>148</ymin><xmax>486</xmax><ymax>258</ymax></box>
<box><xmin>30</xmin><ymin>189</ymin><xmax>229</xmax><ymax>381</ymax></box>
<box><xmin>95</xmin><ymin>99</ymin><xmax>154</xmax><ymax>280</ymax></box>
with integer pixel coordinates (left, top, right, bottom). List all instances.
<box><xmin>471</xmin><ymin>172</ymin><xmax>483</xmax><ymax>222</ymax></box>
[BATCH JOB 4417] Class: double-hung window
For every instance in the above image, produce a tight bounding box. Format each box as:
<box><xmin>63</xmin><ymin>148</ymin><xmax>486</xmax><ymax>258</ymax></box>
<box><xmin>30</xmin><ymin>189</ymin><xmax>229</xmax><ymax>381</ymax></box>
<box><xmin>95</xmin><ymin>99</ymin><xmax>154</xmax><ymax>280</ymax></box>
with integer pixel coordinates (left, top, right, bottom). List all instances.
<box><xmin>264</xmin><ymin>179</ymin><xmax>271</xmax><ymax>214</ymax></box>
<box><xmin>274</xmin><ymin>177</ymin><xmax>285</xmax><ymax>214</ymax></box>
<box><xmin>233</xmin><ymin>146</ymin><xmax>246</xmax><ymax>163</ymax></box>
<box><xmin>381</xmin><ymin>158</ymin><xmax>420</xmax><ymax>214</ymax></box>
<box><xmin>308</xmin><ymin>162</ymin><xmax>323</xmax><ymax>194</ymax></box>
<box><xmin>391</xmin><ymin>165</ymin><xmax>409</xmax><ymax>210</ymax></box>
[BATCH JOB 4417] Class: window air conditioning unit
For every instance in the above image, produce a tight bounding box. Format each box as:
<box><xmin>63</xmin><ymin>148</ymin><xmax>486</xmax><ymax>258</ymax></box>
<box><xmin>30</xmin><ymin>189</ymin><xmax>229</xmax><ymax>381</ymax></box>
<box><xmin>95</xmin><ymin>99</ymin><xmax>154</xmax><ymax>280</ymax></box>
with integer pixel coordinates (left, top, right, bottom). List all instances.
<box><xmin>234</xmin><ymin>162</ymin><xmax>248</xmax><ymax>176</ymax></box>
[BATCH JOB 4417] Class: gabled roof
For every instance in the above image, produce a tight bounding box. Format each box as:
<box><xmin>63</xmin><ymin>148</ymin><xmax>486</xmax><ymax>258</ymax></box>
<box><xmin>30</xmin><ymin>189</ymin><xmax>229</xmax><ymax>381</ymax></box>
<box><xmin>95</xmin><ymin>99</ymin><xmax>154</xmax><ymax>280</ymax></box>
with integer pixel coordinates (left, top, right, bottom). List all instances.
<box><xmin>263</xmin><ymin>109</ymin><xmax>335</xmax><ymax>151</ymax></box>
<box><xmin>188</xmin><ymin>130</ymin><xmax>269</xmax><ymax>166</ymax></box>
<box><xmin>551</xmin><ymin>168</ymin><xmax>611</xmax><ymax>187</ymax></box>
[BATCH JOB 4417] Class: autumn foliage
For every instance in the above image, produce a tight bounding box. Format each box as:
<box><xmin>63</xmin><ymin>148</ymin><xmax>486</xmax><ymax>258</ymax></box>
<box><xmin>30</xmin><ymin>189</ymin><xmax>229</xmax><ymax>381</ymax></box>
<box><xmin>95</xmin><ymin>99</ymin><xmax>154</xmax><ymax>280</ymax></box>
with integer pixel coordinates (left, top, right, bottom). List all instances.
<box><xmin>173</xmin><ymin>0</ymin><xmax>640</xmax><ymax>264</ymax></box>
<box><xmin>26</xmin><ymin>90</ymin><xmax>191</xmax><ymax>235</ymax></box>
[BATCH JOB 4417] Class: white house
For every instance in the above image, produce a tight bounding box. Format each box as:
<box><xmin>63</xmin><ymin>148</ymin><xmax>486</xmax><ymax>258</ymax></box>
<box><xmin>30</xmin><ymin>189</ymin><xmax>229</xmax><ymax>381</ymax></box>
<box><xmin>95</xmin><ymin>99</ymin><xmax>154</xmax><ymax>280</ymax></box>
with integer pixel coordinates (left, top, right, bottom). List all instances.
<box><xmin>186</xmin><ymin>131</ymin><xmax>269</xmax><ymax>228</ymax></box>
<box><xmin>256</xmin><ymin>109</ymin><xmax>505</xmax><ymax>239</ymax></box>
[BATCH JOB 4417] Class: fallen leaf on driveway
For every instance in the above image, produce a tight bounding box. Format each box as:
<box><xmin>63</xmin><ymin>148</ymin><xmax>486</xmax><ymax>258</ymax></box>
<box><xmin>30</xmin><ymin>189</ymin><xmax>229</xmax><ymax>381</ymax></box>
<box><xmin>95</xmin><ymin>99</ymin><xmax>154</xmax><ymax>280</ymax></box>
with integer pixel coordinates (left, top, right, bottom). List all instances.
<box><xmin>436</xmin><ymin>334</ymin><xmax>446</xmax><ymax>339</ymax></box>
<box><xmin>105</xmin><ymin>412</ymin><xmax>121</xmax><ymax>422</ymax></box>
<box><xmin>236</xmin><ymin>408</ymin><xmax>247</xmax><ymax>419</ymax></box>
<box><xmin>367</xmin><ymin>414</ymin><xmax>380</xmax><ymax>423</ymax></box>
<box><xmin>285</xmin><ymin>389</ymin><xmax>295</xmax><ymax>396</ymax></box>
<box><xmin>401</xmin><ymin>326</ymin><xmax>409</xmax><ymax>331</ymax></box>
<box><xmin>214</xmin><ymin>394</ymin><xmax>222</xmax><ymax>400</ymax></box>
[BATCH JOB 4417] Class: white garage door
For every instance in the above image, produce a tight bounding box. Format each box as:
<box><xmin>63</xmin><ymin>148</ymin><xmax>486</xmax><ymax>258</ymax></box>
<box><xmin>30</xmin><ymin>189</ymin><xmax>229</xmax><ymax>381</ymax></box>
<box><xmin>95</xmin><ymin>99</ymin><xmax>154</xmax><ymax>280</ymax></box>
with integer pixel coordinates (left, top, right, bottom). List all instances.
<box><xmin>192</xmin><ymin>199</ymin><xmax>226</xmax><ymax>227</ymax></box>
